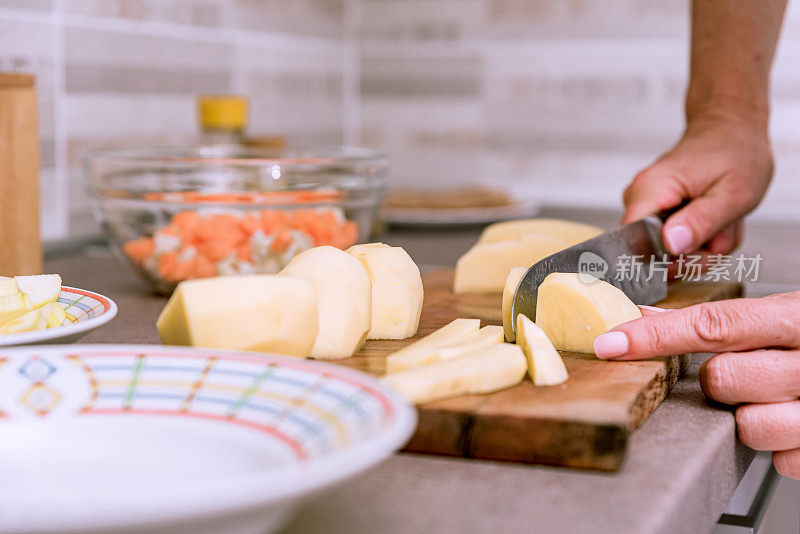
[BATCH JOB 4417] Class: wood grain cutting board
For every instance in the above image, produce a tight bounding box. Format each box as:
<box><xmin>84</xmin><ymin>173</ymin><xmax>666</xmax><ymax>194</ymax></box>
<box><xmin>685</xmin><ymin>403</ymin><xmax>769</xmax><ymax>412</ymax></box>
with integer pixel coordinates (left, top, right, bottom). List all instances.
<box><xmin>336</xmin><ymin>269</ymin><xmax>742</xmax><ymax>471</ymax></box>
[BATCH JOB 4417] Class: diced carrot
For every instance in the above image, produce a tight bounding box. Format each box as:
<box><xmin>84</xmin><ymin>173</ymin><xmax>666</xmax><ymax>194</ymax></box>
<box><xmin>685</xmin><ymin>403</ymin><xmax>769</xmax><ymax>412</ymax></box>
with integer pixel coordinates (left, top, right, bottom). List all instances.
<box><xmin>208</xmin><ymin>214</ymin><xmax>246</xmax><ymax>245</ymax></box>
<box><xmin>158</xmin><ymin>252</ymin><xmax>179</xmax><ymax>281</ymax></box>
<box><xmin>333</xmin><ymin>221</ymin><xmax>359</xmax><ymax>249</ymax></box>
<box><xmin>261</xmin><ymin>210</ymin><xmax>288</xmax><ymax>234</ymax></box>
<box><xmin>172</xmin><ymin>211</ymin><xmax>200</xmax><ymax>234</ymax></box>
<box><xmin>239</xmin><ymin>213</ymin><xmax>261</xmax><ymax>235</ymax></box>
<box><xmin>123</xmin><ymin>237</ymin><xmax>154</xmax><ymax>265</ymax></box>
<box><xmin>158</xmin><ymin>225</ymin><xmax>181</xmax><ymax>238</ymax></box>
<box><xmin>312</xmin><ymin>223</ymin><xmax>333</xmax><ymax>246</ymax></box>
<box><xmin>171</xmin><ymin>259</ymin><xmax>195</xmax><ymax>281</ymax></box>
<box><xmin>318</xmin><ymin>210</ymin><xmax>338</xmax><ymax>228</ymax></box>
<box><xmin>198</xmin><ymin>239</ymin><xmax>235</xmax><ymax>263</ymax></box>
<box><xmin>270</xmin><ymin>228</ymin><xmax>293</xmax><ymax>253</ymax></box>
<box><xmin>193</xmin><ymin>219</ymin><xmax>216</xmax><ymax>243</ymax></box>
<box><xmin>191</xmin><ymin>254</ymin><xmax>217</xmax><ymax>279</ymax></box>
<box><xmin>236</xmin><ymin>243</ymin><xmax>253</xmax><ymax>262</ymax></box>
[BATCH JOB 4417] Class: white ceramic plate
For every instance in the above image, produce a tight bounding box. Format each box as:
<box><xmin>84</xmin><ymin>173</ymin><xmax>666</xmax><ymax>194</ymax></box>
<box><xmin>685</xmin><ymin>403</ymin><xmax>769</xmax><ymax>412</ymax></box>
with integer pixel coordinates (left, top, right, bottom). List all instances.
<box><xmin>0</xmin><ymin>287</ymin><xmax>118</xmax><ymax>347</ymax></box>
<box><xmin>0</xmin><ymin>344</ymin><xmax>417</xmax><ymax>534</ymax></box>
<box><xmin>382</xmin><ymin>199</ymin><xmax>541</xmax><ymax>227</ymax></box>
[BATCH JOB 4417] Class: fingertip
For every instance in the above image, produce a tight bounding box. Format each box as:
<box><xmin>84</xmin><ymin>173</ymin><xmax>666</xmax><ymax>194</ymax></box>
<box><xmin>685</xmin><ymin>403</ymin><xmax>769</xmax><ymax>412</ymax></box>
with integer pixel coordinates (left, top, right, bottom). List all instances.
<box><xmin>663</xmin><ymin>223</ymin><xmax>694</xmax><ymax>255</ymax></box>
<box><xmin>594</xmin><ymin>331</ymin><xmax>630</xmax><ymax>360</ymax></box>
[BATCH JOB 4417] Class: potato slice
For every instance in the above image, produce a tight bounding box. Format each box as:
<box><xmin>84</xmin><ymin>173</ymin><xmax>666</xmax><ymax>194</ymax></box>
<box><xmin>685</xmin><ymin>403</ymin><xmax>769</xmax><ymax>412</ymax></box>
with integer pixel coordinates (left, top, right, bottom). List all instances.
<box><xmin>281</xmin><ymin>246</ymin><xmax>371</xmax><ymax>359</ymax></box>
<box><xmin>15</xmin><ymin>274</ymin><xmax>62</xmax><ymax>308</ymax></box>
<box><xmin>382</xmin><ymin>343</ymin><xmax>527</xmax><ymax>404</ymax></box>
<box><xmin>157</xmin><ymin>274</ymin><xmax>318</xmax><ymax>357</ymax></box>
<box><xmin>347</xmin><ymin>243</ymin><xmax>423</xmax><ymax>340</ymax></box>
<box><xmin>385</xmin><ymin>318</ymin><xmax>480</xmax><ymax>373</ymax></box>
<box><xmin>0</xmin><ymin>308</ymin><xmax>46</xmax><ymax>335</ymax></box>
<box><xmin>535</xmin><ymin>273</ymin><xmax>641</xmax><ymax>354</ymax></box>
<box><xmin>516</xmin><ymin>314</ymin><xmax>568</xmax><ymax>386</ymax></box>
<box><xmin>478</xmin><ymin>218</ymin><xmax>603</xmax><ymax>245</ymax></box>
<box><xmin>433</xmin><ymin>325</ymin><xmax>504</xmax><ymax>362</ymax></box>
<box><xmin>454</xmin><ymin>234</ymin><xmax>570</xmax><ymax>293</ymax></box>
<box><xmin>0</xmin><ymin>293</ymin><xmax>30</xmax><ymax>325</ymax></box>
<box><xmin>40</xmin><ymin>302</ymin><xmax>67</xmax><ymax>328</ymax></box>
<box><xmin>0</xmin><ymin>277</ymin><xmax>18</xmax><ymax>298</ymax></box>
<box><xmin>502</xmin><ymin>267</ymin><xmax>527</xmax><ymax>342</ymax></box>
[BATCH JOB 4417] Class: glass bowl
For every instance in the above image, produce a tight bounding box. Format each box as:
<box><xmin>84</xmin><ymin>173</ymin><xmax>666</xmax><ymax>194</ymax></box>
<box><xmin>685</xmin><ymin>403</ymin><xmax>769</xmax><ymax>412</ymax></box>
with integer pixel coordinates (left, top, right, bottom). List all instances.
<box><xmin>86</xmin><ymin>146</ymin><xmax>388</xmax><ymax>294</ymax></box>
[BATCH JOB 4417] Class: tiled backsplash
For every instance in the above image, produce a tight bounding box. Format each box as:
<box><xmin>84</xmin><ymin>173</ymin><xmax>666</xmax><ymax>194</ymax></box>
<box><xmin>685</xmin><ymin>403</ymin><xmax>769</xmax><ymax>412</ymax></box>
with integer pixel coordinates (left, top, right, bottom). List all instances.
<box><xmin>0</xmin><ymin>0</ymin><xmax>352</xmax><ymax>242</ymax></box>
<box><xmin>359</xmin><ymin>0</ymin><xmax>800</xmax><ymax>222</ymax></box>
<box><xmin>3</xmin><ymin>0</ymin><xmax>800</xmax><ymax>243</ymax></box>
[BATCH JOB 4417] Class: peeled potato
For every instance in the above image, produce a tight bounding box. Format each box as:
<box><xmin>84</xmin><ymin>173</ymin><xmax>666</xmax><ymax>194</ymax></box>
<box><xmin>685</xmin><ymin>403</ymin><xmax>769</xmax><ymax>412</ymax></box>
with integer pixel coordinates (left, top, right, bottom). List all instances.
<box><xmin>478</xmin><ymin>218</ymin><xmax>603</xmax><ymax>245</ymax></box>
<box><xmin>535</xmin><ymin>273</ymin><xmax>641</xmax><ymax>354</ymax></box>
<box><xmin>454</xmin><ymin>234</ymin><xmax>570</xmax><ymax>293</ymax></box>
<box><xmin>280</xmin><ymin>246</ymin><xmax>372</xmax><ymax>359</ymax></box>
<box><xmin>382</xmin><ymin>343</ymin><xmax>527</xmax><ymax>404</ymax></box>
<box><xmin>156</xmin><ymin>275</ymin><xmax>318</xmax><ymax>357</ymax></box>
<box><xmin>502</xmin><ymin>267</ymin><xmax>527</xmax><ymax>342</ymax></box>
<box><xmin>385</xmin><ymin>318</ymin><xmax>480</xmax><ymax>373</ymax></box>
<box><xmin>347</xmin><ymin>243</ymin><xmax>423</xmax><ymax>340</ymax></box>
<box><xmin>516</xmin><ymin>314</ymin><xmax>568</xmax><ymax>386</ymax></box>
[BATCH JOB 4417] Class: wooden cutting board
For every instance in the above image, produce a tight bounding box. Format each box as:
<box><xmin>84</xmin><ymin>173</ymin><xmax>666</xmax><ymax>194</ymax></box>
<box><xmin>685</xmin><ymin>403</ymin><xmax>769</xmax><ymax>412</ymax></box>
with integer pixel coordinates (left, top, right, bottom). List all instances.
<box><xmin>336</xmin><ymin>269</ymin><xmax>742</xmax><ymax>471</ymax></box>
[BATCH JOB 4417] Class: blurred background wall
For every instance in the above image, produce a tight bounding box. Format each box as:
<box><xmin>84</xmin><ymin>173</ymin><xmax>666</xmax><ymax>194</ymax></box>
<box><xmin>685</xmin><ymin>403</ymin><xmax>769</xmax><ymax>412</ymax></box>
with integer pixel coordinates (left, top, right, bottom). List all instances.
<box><xmin>2</xmin><ymin>0</ymin><xmax>800</xmax><ymax>244</ymax></box>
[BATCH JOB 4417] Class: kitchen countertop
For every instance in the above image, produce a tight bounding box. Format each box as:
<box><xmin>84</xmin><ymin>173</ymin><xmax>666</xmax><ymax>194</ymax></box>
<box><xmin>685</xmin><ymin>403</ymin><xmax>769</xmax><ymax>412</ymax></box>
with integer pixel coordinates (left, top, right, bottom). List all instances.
<box><xmin>46</xmin><ymin>207</ymin><xmax>800</xmax><ymax>534</ymax></box>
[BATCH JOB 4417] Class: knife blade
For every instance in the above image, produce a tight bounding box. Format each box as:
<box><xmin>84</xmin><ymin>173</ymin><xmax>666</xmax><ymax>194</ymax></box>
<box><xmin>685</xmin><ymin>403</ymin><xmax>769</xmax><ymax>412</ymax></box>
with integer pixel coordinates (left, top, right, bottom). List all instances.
<box><xmin>511</xmin><ymin>215</ymin><xmax>668</xmax><ymax>333</ymax></box>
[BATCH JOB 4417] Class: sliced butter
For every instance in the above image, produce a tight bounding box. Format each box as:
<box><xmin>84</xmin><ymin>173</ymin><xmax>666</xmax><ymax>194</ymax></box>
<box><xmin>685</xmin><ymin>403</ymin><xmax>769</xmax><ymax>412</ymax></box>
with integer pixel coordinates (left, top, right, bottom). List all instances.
<box><xmin>157</xmin><ymin>274</ymin><xmax>318</xmax><ymax>357</ymax></box>
<box><xmin>454</xmin><ymin>234</ymin><xmax>570</xmax><ymax>293</ymax></box>
<box><xmin>382</xmin><ymin>342</ymin><xmax>527</xmax><ymax>404</ymax></box>
<box><xmin>347</xmin><ymin>243</ymin><xmax>423</xmax><ymax>340</ymax></box>
<box><xmin>535</xmin><ymin>273</ymin><xmax>641</xmax><ymax>354</ymax></box>
<box><xmin>502</xmin><ymin>267</ymin><xmax>527</xmax><ymax>342</ymax></box>
<box><xmin>478</xmin><ymin>218</ymin><xmax>603</xmax><ymax>245</ymax></box>
<box><xmin>516</xmin><ymin>314</ymin><xmax>568</xmax><ymax>386</ymax></box>
<box><xmin>281</xmin><ymin>246</ymin><xmax>371</xmax><ymax>359</ymax></box>
<box><xmin>385</xmin><ymin>318</ymin><xmax>480</xmax><ymax>373</ymax></box>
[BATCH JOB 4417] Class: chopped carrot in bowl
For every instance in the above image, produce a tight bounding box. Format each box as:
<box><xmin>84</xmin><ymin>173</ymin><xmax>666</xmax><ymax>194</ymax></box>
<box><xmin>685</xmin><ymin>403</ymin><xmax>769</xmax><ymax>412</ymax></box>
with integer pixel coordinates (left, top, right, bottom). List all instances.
<box><xmin>124</xmin><ymin>206</ymin><xmax>360</xmax><ymax>284</ymax></box>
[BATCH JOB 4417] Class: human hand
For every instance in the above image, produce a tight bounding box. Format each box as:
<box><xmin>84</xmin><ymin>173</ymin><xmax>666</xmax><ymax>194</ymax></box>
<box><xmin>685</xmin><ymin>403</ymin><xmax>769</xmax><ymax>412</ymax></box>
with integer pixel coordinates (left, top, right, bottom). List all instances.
<box><xmin>623</xmin><ymin>110</ymin><xmax>773</xmax><ymax>257</ymax></box>
<box><xmin>594</xmin><ymin>293</ymin><xmax>800</xmax><ymax>479</ymax></box>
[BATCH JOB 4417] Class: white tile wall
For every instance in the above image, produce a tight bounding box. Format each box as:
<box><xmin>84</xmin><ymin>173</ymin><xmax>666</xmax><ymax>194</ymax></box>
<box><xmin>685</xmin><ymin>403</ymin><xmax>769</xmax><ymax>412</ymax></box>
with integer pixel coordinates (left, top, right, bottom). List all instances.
<box><xmin>358</xmin><ymin>0</ymin><xmax>800</xmax><ymax>222</ymax></box>
<box><xmin>5</xmin><ymin>0</ymin><xmax>800</xmax><ymax>243</ymax></box>
<box><xmin>0</xmin><ymin>0</ymin><xmax>352</xmax><ymax>243</ymax></box>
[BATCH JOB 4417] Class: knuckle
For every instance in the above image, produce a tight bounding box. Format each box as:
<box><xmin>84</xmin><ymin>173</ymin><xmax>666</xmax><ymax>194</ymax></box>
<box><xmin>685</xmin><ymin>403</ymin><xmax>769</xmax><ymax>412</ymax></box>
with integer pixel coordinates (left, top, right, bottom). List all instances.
<box><xmin>692</xmin><ymin>304</ymin><xmax>734</xmax><ymax>345</ymax></box>
<box><xmin>735</xmin><ymin>405</ymin><xmax>762</xmax><ymax>448</ymax></box>
<box><xmin>699</xmin><ymin>357</ymin><xmax>734</xmax><ymax>403</ymax></box>
<box><xmin>684</xmin><ymin>207</ymin><xmax>717</xmax><ymax>239</ymax></box>
<box><xmin>642</xmin><ymin>320</ymin><xmax>669</xmax><ymax>354</ymax></box>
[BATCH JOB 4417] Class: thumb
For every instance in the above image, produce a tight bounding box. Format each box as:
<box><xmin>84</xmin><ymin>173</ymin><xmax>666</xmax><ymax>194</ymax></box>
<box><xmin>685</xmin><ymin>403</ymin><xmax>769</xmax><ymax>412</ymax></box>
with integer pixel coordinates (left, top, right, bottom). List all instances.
<box><xmin>662</xmin><ymin>181</ymin><xmax>748</xmax><ymax>255</ymax></box>
<box><xmin>622</xmin><ymin>165</ymin><xmax>686</xmax><ymax>224</ymax></box>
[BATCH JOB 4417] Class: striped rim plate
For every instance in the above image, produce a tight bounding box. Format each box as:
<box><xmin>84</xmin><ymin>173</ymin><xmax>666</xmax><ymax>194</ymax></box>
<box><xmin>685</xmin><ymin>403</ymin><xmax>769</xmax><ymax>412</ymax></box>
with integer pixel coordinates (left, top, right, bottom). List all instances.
<box><xmin>0</xmin><ymin>287</ymin><xmax>118</xmax><ymax>347</ymax></box>
<box><xmin>0</xmin><ymin>344</ymin><xmax>416</xmax><ymax>533</ymax></box>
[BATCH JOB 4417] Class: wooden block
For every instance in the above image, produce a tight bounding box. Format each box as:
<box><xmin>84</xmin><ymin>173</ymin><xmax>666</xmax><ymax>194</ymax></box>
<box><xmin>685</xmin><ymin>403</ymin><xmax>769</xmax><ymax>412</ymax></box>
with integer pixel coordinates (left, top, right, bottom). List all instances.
<box><xmin>335</xmin><ymin>270</ymin><xmax>743</xmax><ymax>471</ymax></box>
<box><xmin>0</xmin><ymin>73</ymin><xmax>41</xmax><ymax>276</ymax></box>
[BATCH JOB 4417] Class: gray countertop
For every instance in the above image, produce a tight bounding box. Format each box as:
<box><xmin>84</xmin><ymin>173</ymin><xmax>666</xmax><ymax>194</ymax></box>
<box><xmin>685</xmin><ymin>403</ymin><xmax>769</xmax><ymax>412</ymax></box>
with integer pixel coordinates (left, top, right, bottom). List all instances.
<box><xmin>46</xmin><ymin>206</ymin><xmax>800</xmax><ymax>534</ymax></box>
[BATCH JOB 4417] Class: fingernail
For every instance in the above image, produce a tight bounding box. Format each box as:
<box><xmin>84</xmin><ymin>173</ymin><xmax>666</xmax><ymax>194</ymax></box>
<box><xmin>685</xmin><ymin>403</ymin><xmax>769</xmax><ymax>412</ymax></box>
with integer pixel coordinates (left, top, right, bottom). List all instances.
<box><xmin>639</xmin><ymin>305</ymin><xmax>667</xmax><ymax>313</ymax></box>
<box><xmin>664</xmin><ymin>224</ymin><xmax>693</xmax><ymax>254</ymax></box>
<box><xmin>594</xmin><ymin>332</ymin><xmax>630</xmax><ymax>359</ymax></box>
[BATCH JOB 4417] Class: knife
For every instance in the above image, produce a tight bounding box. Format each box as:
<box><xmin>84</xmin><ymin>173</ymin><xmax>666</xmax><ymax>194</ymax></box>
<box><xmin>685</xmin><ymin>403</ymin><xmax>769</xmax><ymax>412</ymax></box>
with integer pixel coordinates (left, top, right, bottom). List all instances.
<box><xmin>511</xmin><ymin>215</ymin><xmax>668</xmax><ymax>333</ymax></box>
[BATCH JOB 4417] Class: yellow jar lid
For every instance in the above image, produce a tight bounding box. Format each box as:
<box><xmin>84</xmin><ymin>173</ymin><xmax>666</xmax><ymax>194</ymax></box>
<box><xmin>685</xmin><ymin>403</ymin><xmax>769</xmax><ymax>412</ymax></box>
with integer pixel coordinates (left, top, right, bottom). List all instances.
<box><xmin>197</xmin><ymin>95</ymin><xmax>249</xmax><ymax>131</ymax></box>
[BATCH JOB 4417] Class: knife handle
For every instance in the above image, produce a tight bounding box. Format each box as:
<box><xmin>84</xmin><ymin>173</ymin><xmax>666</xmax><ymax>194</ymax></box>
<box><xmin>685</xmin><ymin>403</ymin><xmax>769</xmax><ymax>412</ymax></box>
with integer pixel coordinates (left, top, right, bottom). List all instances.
<box><xmin>655</xmin><ymin>200</ymin><xmax>690</xmax><ymax>222</ymax></box>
